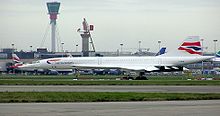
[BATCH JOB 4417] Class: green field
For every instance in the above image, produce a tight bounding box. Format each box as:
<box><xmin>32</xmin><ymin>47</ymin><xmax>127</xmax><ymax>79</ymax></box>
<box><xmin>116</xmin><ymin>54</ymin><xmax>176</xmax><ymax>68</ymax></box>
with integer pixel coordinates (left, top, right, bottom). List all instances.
<box><xmin>1</xmin><ymin>92</ymin><xmax>220</xmax><ymax>103</ymax></box>
<box><xmin>0</xmin><ymin>74</ymin><xmax>220</xmax><ymax>85</ymax></box>
<box><xmin>1</xmin><ymin>75</ymin><xmax>220</xmax><ymax>103</ymax></box>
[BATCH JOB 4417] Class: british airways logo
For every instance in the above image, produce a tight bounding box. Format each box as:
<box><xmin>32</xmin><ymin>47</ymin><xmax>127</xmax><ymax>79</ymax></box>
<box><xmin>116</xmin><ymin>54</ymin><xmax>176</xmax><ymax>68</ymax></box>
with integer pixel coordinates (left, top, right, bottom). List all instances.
<box><xmin>178</xmin><ymin>41</ymin><xmax>202</xmax><ymax>55</ymax></box>
<box><xmin>46</xmin><ymin>59</ymin><xmax>61</xmax><ymax>64</ymax></box>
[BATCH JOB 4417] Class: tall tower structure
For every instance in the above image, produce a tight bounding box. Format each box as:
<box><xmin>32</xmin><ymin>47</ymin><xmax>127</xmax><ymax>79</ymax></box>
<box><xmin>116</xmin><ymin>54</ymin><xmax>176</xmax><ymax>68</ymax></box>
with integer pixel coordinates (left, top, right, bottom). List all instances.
<box><xmin>77</xmin><ymin>18</ymin><xmax>95</xmax><ymax>56</ymax></box>
<box><xmin>46</xmin><ymin>2</ymin><xmax>60</xmax><ymax>52</ymax></box>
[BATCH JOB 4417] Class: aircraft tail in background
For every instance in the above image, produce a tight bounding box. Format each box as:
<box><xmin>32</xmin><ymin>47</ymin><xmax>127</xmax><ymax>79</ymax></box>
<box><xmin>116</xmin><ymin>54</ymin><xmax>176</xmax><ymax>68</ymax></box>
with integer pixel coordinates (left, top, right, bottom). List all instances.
<box><xmin>216</xmin><ymin>51</ymin><xmax>220</xmax><ymax>57</ymax></box>
<box><xmin>12</xmin><ymin>54</ymin><xmax>21</xmax><ymax>63</ymax></box>
<box><xmin>10</xmin><ymin>53</ymin><xmax>23</xmax><ymax>68</ymax></box>
<box><xmin>155</xmin><ymin>47</ymin><xmax>166</xmax><ymax>56</ymax></box>
<box><xmin>66</xmin><ymin>53</ymin><xmax>73</xmax><ymax>58</ymax></box>
<box><xmin>211</xmin><ymin>50</ymin><xmax>220</xmax><ymax>62</ymax></box>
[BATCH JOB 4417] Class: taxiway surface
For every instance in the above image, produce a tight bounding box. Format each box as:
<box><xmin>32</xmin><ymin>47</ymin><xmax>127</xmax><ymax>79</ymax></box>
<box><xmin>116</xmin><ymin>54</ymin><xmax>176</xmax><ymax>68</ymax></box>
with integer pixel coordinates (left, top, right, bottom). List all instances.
<box><xmin>0</xmin><ymin>85</ymin><xmax>220</xmax><ymax>93</ymax></box>
<box><xmin>0</xmin><ymin>100</ymin><xmax>220</xmax><ymax>116</ymax></box>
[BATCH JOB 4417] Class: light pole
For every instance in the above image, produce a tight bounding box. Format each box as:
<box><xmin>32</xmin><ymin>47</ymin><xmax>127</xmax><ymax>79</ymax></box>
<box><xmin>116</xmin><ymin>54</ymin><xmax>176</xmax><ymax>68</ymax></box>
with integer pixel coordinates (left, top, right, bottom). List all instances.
<box><xmin>30</xmin><ymin>46</ymin><xmax>33</xmax><ymax>52</ymax></box>
<box><xmin>120</xmin><ymin>43</ymin><xmax>123</xmax><ymax>55</ymax></box>
<box><xmin>201</xmin><ymin>39</ymin><xmax>204</xmax><ymax>75</ymax></box>
<box><xmin>11</xmin><ymin>43</ymin><xmax>15</xmax><ymax>74</ymax></box>
<box><xmin>158</xmin><ymin>40</ymin><xmax>161</xmax><ymax>51</ymax></box>
<box><xmin>76</xmin><ymin>44</ymin><xmax>79</xmax><ymax>52</ymax></box>
<box><xmin>11</xmin><ymin>43</ymin><xmax>14</xmax><ymax>53</ymax></box>
<box><xmin>201</xmin><ymin>39</ymin><xmax>204</xmax><ymax>54</ymax></box>
<box><xmin>138</xmin><ymin>41</ymin><xmax>141</xmax><ymax>52</ymax></box>
<box><xmin>61</xmin><ymin>42</ymin><xmax>64</xmax><ymax>52</ymax></box>
<box><xmin>213</xmin><ymin>40</ymin><xmax>218</xmax><ymax>55</ymax></box>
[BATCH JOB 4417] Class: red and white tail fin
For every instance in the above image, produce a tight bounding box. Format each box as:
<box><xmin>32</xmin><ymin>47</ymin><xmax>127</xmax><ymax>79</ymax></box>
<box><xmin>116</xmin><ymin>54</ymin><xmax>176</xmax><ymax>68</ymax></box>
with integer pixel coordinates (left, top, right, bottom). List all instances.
<box><xmin>9</xmin><ymin>54</ymin><xmax>23</xmax><ymax>68</ymax></box>
<box><xmin>178</xmin><ymin>36</ymin><xmax>202</xmax><ymax>55</ymax></box>
<box><xmin>160</xmin><ymin>36</ymin><xmax>202</xmax><ymax>56</ymax></box>
<box><xmin>12</xmin><ymin>54</ymin><xmax>21</xmax><ymax>63</ymax></box>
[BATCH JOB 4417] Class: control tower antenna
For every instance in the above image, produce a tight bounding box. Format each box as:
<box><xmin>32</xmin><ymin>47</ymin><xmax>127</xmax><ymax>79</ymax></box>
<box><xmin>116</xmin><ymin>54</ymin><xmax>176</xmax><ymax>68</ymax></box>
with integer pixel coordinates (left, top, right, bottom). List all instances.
<box><xmin>46</xmin><ymin>1</ymin><xmax>60</xmax><ymax>52</ymax></box>
<box><xmin>77</xmin><ymin>18</ymin><xmax>95</xmax><ymax>56</ymax></box>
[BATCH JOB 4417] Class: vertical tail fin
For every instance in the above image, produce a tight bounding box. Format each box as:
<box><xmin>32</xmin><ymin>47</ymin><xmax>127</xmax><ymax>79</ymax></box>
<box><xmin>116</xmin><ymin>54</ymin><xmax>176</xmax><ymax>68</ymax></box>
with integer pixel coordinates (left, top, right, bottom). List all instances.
<box><xmin>10</xmin><ymin>53</ymin><xmax>23</xmax><ymax>68</ymax></box>
<box><xmin>216</xmin><ymin>51</ymin><xmax>220</xmax><ymax>57</ymax></box>
<box><xmin>12</xmin><ymin>54</ymin><xmax>21</xmax><ymax>63</ymax></box>
<box><xmin>155</xmin><ymin>47</ymin><xmax>166</xmax><ymax>56</ymax></box>
<box><xmin>160</xmin><ymin>36</ymin><xmax>202</xmax><ymax>56</ymax></box>
<box><xmin>178</xmin><ymin>36</ymin><xmax>202</xmax><ymax>55</ymax></box>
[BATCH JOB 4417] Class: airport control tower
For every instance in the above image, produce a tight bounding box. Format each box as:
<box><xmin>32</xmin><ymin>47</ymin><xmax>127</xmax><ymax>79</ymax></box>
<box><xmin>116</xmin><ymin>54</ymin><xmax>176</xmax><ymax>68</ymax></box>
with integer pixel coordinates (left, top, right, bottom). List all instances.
<box><xmin>46</xmin><ymin>1</ymin><xmax>60</xmax><ymax>52</ymax></box>
<box><xmin>77</xmin><ymin>18</ymin><xmax>95</xmax><ymax>56</ymax></box>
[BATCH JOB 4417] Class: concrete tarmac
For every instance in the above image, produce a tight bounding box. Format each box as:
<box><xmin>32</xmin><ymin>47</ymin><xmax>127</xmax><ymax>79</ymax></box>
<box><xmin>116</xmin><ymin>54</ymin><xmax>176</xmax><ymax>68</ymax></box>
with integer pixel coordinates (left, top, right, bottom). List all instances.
<box><xmin>0</xmin><ymin>85</ymin><xmax>220</xmax><ymax>93</ymax></box>
<box><xmin>0</xmin><ymin>100</ymin><xmax>220</xmax><ymax>116</ymax></box>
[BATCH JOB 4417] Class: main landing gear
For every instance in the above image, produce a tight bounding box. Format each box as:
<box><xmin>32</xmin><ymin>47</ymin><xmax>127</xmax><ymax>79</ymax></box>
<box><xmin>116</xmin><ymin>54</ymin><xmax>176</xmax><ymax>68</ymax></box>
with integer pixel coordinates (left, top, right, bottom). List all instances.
<box><xmin>135</xmin><ymin>72</ymin><xmax>148</xmax><ymax>80</ymax></box>
<box><xmin>121</xmin><ymin>72</ymin><xmax>148</xmax><ymax>80</ymax></box>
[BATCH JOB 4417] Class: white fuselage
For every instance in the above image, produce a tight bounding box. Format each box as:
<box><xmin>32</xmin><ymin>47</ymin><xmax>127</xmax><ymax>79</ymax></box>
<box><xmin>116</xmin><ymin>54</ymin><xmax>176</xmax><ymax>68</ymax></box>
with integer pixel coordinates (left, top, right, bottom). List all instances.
<box><xmin>19</xmin><ymin>56</ymin><xmax>213</xmax><ymax>71</ymax></box>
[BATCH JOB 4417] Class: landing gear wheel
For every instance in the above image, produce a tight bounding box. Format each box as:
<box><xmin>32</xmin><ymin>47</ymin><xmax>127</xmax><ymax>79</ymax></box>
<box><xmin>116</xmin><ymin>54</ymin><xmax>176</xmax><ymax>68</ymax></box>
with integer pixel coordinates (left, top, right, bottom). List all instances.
<box><xmin>128</xmin><ymin>76</ymin><xmax>134</xmax><ymax>80</ymax></box>
<box><xmin>121</xmin><ymin>76</ymin><xmax>134</xmax><ymax>80</ymax></box>
<box><xmin>135</xmin><ymin>72</ymin><xmax>148</xmax><ymax>80</ymax></box>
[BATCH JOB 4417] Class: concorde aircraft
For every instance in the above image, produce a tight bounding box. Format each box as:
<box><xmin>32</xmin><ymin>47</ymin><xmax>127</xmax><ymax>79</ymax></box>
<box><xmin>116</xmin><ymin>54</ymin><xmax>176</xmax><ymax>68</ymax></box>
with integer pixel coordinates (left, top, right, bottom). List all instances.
<box><xmin>18</xmin><ymin>36</ymin><xmax>214</xmax><ymax>79</ymax></box>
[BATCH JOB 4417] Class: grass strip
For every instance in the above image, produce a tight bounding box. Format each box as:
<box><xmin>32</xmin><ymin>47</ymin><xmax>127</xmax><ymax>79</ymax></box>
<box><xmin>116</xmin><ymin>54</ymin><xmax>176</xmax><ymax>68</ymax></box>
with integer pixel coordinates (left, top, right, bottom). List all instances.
<box><xmin>0</xmin><ymin>92</ymin><xmax>220</xmax><ymax>103</ymax></box>
<box><xmin>0</xmin><ymin>80</ymin><xmax>220</xmax><ymax>85</ymax></box>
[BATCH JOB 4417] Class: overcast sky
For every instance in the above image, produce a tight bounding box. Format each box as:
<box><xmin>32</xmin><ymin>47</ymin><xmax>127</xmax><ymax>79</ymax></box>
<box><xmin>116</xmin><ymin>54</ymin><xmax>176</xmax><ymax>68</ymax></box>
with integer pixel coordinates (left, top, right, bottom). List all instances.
<box><xmin>1</xmin><ymin>0</ymin><xmax>220</xmax><ymax>53</ymax></box>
